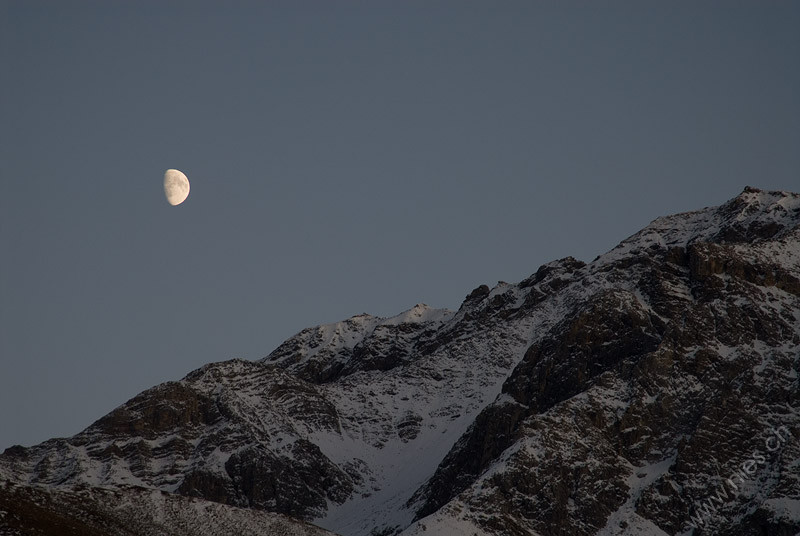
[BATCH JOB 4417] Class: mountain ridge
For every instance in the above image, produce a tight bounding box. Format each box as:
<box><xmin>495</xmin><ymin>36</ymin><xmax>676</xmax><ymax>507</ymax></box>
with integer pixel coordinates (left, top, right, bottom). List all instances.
<box><xmin>2</xmin><ymin>186</ymin><xmax>799</xmax><ymax>536</ymax></box>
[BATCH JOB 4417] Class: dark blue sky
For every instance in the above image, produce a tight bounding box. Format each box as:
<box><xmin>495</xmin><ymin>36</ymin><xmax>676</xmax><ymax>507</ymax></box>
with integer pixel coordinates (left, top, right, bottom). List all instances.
<box><xmin>1</xmin><ymin>1</ymin><xmax>798</xmax><ymax>450</ymax></box>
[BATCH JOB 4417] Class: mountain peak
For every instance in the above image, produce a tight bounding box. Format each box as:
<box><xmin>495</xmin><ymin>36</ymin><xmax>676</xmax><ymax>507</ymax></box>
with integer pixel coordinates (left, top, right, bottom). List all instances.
<box><xmin>730</xmin><ymin>184</ymin><xmax>799</xmax><ymax>214</ymax></box>
<box><xmin>382</xmin><ymin>303</ymin><xmax>454</xmax><ymax>326</ymax></box>
<box><xmin>598</xmin><ymin>187</ymin><xmax>800</xmax><ymax>266</ymax></box>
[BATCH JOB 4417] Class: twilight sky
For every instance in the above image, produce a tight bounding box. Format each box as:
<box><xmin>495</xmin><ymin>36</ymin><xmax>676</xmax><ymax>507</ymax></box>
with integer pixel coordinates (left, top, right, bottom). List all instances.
<box><xmin>1</xmin><ymin>1</ymin><xmax>798</xmax><ymax>450</ymax></box>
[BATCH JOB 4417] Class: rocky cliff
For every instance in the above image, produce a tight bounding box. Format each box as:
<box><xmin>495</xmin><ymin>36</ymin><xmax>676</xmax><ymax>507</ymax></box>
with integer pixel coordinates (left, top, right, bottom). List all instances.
<box><xmin>404</xmin><ymin>187</ymin><xmax>800</xmax><ymax>536</ymax></box>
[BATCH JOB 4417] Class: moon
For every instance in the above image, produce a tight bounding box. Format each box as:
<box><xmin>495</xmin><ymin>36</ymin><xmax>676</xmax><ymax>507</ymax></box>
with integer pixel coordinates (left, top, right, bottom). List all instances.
<box><xmin>164</xmin><ymin>169</ymin><xmax>190</xmax><ymax>206</ymax></box>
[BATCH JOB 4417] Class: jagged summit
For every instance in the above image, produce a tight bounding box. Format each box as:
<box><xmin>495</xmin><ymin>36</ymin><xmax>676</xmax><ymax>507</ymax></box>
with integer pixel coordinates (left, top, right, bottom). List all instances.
<box><xmin>601</xmin><ymin>187</ymin><xmax>800</xmax><ymax>265</ymax></box>
<box><xmin>263</xmin><ymin>303</ymin><xmax>455</xmax><ymax>384</ymax></box>
<box><xmin>2</xmin><ymin>188</ymin><xmax>799</xmax><ymax>536</ymax></box>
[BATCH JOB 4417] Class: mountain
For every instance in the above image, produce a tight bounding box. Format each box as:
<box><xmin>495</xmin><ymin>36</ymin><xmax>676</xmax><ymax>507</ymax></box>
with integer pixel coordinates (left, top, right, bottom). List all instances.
<box><xmin>2</xmin><ymin>186</ymin><xmax>799</xmax><ymax>536</ymax></box>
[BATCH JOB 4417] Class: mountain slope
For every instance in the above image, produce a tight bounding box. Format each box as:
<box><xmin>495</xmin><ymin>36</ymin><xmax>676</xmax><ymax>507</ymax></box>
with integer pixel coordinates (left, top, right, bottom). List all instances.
<box><xmin>0</xmin><ymin>480</ymin><xmax>338</xmax><ymax>536</ymax></box>
<box><xmin>404</xmin><ymin>186</ymin><xmax>800</xmax><ymax>536</ymax></box>
<box><xmin>2</xmin><ymin>186</ymin><xmax>799</xmax><ymax>536</ymax></box>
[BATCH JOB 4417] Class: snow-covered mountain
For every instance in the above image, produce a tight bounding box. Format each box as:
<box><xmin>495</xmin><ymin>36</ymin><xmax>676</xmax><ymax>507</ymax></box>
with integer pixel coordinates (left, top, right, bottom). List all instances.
<box><xmin>2</xmin><ymin>187</ymin><xmax>799</xmax><ymax>536</ymax></box>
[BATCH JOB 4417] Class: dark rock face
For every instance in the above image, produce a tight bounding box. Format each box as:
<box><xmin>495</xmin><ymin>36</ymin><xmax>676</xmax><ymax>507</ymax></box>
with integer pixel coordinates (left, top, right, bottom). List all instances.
<box><xmin>0</xmin><ymin>480</ymin><xmax>338</xmax><ymax>536</ymax></box>
<box><xmin>408</xmin><ymin>188</ymin><xmax>800</xmax><ymax>536</ymax></box>
<box><xmin>2</xmin><ymin>187</ymin><xmax>799</xmax><ymax>536</ymax></box>
<box><xmin>91</xmin><ymin>382</ymin><xmax>223</xmax><ymax>439</ymax></box>
<box><xmin>412</xmin><ymin>286</ymin><xmax>666</xmax><ymax>522</ymax></box>
<box><xmin>505</xmin><ymin>289</ymin><xmax>665</xmax><ymax>411</ymax></box>
<box><xmin>411</xmin><ymin>398</ymin><xmax>529</xmax><ymax>521</ymax></box>
<box><xmin>1</xmin><ymin>361</ymin><xmax>352</xmax><ymax>521</ymax></box>
<box><xmin>265</xmin><ymin>306</ymin><xmax>455</xmax><ymax>383</ymax></box>
<box><xmin>219</xmin><ymin>440</ymin><xmax>351</xmax><ymax>517</ymax></box>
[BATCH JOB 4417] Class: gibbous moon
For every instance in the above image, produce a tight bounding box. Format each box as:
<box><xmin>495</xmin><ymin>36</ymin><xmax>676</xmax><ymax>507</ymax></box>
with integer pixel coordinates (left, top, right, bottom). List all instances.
<box><xmin>164</xmin><ymin>169</ymin><xmax>190</xmax><ymax>206</ymax></box>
